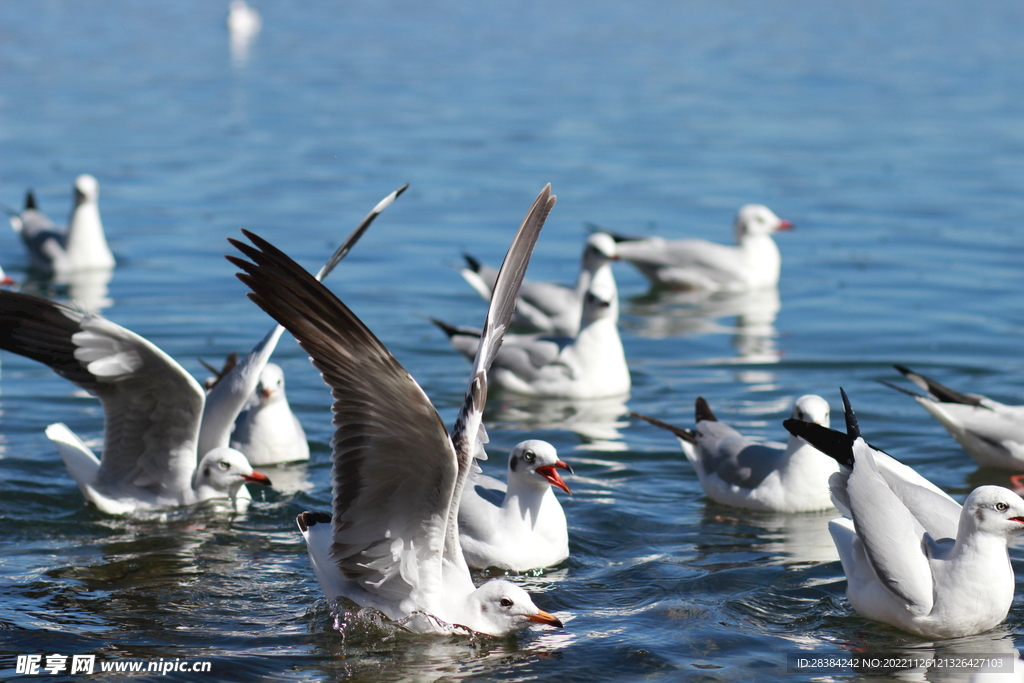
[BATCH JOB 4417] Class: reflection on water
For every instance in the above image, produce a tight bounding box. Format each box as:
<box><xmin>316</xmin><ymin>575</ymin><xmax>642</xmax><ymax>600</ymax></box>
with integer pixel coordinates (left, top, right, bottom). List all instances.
<box><xmin>625</xmin><ymin>287</ymin><xmax>782</xmax><ymax>390</ymax></box>
<box><xmin>486</xmin><ymin>394</ymin><xmax>630</xmax><ymax>451</ymax></box>
<box><xmin>698</xmin><ymin>506</ymin><xmax>839</xmax><ymax>567</ymax></box>
<box><xmin>19</xmin><ymin>267</ymin><xmax>114</xmax><ymax>312</ymax></box>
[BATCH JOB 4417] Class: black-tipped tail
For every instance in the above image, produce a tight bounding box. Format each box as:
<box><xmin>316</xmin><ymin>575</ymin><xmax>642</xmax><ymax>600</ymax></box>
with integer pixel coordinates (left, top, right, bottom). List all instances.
<box><xmin>694</xmin><ymin>397</ymin><xmax>717</xmax><ymax>423</ymax></box>
<box><xmin>893</xmin><ymin>364</ymin><xmax>983</xmax><ymax>407</ymax></box>
<box><xmin>629</xmin><ymin>411</ymin><xmax>695</xmax><ymax>443</ymax></box>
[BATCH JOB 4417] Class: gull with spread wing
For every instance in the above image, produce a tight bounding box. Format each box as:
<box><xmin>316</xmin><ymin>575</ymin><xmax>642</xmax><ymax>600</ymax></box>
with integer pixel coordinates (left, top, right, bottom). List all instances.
<box><xmin>0</xmin><ymin>290</ymin><xmax>271</xmax><ymax>515</ymax></box>
<box><xmin>197</xmin><ymin>184</ymin><xmax>407</xmax><ymax>466</ymax></box>
<box><xmin>228</xmin><ymin>186</ymin><xmax>564</xmax><ymax>636</ymax></box>
<box><xmin>785</xmin><ymin>389</ymin><xmax>1024</xmax><ymax>639</ymax></box>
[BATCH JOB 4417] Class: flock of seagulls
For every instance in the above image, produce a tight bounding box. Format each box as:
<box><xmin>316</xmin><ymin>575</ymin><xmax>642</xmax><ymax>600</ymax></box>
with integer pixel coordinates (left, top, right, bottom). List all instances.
<box><xmin>4</xmin><ymin>171</ymin><xmax>1024</xmax><ymax>647</ymax></box>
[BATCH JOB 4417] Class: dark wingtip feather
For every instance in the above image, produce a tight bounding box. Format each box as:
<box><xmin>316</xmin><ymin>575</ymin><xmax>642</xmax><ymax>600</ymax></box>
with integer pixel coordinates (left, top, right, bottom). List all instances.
<box><xmin>878</xmin><ymin>379</ymin><xmax>924</xmax><ymax>399</ymax></box>
<box><xmin>629</xmin><ymin>411</ymin><xmax>696</xmax><ymax>443</ymax></box>
<box><xmin>694</xmin><ymin>397</ymin><xmax>717</xmax><ymax>423</ymax></box>
<box><xmin>462</xmin><ymin>253</ymin><xmax>482</xmax><ymax>272</ymax></box>
<box><xmin>24</xmin><ymin>190</ymin><xmax>37</xmax><ymax>210</ymax></box>
<box><xmin>783</xmin><ymin>418</ymin><xmax>856</xmax><ymax>468</ymax></box>
<box><xmin>430</xmin><ymin>317</ymin><xmax>465</xmax><ymax>339</ymax></box>
<box><xmin>296</xmin><ymin>510</ymin><xmax>332</xmax><ymax>532</ymax></box>
<box><xmin>840</xmin><ymin>388</ymin><xmax>859</xmax><ymax>440</ymax></box>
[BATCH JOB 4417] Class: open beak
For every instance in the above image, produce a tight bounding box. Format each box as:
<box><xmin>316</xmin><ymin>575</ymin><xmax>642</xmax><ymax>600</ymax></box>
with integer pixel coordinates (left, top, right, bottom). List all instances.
<box><xmin>528</xmin><ymin>610</ymin><xmax>564</xmax><ymax>628</ymax></box>
<box><xmin>536</xmin><ymin>461</ymin><xmax>573</xmax><ymax>494</ymax></box>
<box><xmin>243</xmin><ymin>470</ymin><xmax>272</xmax><ymax>486</ymax></box>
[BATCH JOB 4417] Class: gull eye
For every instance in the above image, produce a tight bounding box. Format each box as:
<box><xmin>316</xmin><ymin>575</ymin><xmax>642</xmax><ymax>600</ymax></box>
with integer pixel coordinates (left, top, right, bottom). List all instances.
<box><xmin>524</xmin><ymin>450</ymin><xmax>536</xmax><ymax>463</ymax></box>
<box><xmin>996</xmin><ymin>502</ymin><xmax>1009</xmax><ymax>512</ymax></box>
<box><xmin>218</xmin><ymin>461</ymin><xmax>231</xmax><ymax>471</ymax></box>
<box><xmin>499</xmin><ymin>598</ymin><xmax>513</xmax><ymax>608</ymax></box>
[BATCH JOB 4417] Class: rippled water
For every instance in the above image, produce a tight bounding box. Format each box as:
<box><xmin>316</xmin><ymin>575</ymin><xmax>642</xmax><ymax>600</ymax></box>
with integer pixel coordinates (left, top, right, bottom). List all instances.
<box><xmin>4</xmin><ymin>1</ymin><xmax>1024</xmax><ymax>681</ymax></box>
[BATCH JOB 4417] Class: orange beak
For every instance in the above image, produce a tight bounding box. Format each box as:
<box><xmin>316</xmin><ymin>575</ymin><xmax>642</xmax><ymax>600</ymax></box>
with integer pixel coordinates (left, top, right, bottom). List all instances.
<box><xmin>528</xmin><ymin>610</ymin><xmax>564</xmax><ymax>628</ymax></box>
<box><xmin>243</xmin><ymin>470</ymin><xmax>272</xmax><ymax>486</ymax></box>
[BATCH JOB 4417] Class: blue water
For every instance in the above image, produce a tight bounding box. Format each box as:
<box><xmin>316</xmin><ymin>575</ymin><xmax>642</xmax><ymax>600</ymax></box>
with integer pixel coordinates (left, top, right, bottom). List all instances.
<box><xmin>4</xmin><ymin>0</ymin><xmax>1024</xmax><ymax>680</ymax></box>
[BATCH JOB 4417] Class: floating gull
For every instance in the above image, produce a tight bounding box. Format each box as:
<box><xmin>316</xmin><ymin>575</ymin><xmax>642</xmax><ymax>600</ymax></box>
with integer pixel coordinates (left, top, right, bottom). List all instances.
<box><xmin>884</xmin><ymin>364</ymin><xmax>1024</xmax><ymax>472</ymax></box>
<box><xmin>0</xmin><ymin>291</ymin><xmax>271</xmax><ymax>515</ymax></box>
<box><xmin>436</xmin><ymin>250</ymin><xmax>629</xmax><ymax>399</ymax></box>
<box><xmin>785</xmin><ymin>389</ymin><xmax>1024</xmax><ymax>639</ymax></box>
<box><xmin>460</xmin><ymin>232</ymin><xmax>618</xmax><ymax>335</ymax></box>
<box><xmin>632</xmin><ymin>394</ymin><xmax>837</xmax><ymax>512</ymax></box>
<box><xmin>601</xmin><ymin>204</ymin><xmax>792</xmax><ymax>291</ymax></box>
<box><xmin>459</xmin><ymin>440</ymin><xmax>573</xmax><ymax>571</ymax></box>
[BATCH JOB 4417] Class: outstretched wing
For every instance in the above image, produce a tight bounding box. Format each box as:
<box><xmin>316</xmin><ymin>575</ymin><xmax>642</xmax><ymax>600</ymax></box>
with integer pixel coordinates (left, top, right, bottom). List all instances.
<box><xmin>0</xmin><ymin>291</ymin><xmax>205</xmax><ymax>501</ymax></box>
<box><xmin>229</xmin><ymin>231</ymin><xmax>459</xmax><ymax>608</ymax></box>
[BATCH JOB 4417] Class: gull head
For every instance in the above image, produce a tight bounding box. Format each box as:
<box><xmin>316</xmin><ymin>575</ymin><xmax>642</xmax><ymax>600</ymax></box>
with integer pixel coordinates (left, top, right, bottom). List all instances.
<box><xmin>74</xmin><ymin>174</ymin><xmax>100</xmax><ymax>205</ymax></box>
<box><xmin>791</xmin><ymin>395</ymin><xmax>830</xmax><ymax>428</ymax></box>
<box><xmin>961</xmin><ymin>486</ymin><xmax>1024</xmax><ymax>540</ymax></box>
<box><xmin>508</xmin><ymin>440</ymin><xmax>573</xmax><ymax>494</ymax></box>
<box><xmin>257</xmin><ymin>362</ymin><xmax>287</xmax><ymax>403</ymax></box>
<box><xmin>193</xmin><ymin>447</ymin><xmax>272</xmax><ymax>500</ymax></box>
<box><xmin>582</xmin><ymin>232</ymin><xmax>618</xmax><ymax>270</ymax></box>
<box><xmin>735</xmin><ymin>204</ymin><xmax>793</xmax><ymax>240</ymax></box>
<box><xmin>463</xmin><ymin>579</ymin><xmax>563</xmax><ymax>636</ymax></box>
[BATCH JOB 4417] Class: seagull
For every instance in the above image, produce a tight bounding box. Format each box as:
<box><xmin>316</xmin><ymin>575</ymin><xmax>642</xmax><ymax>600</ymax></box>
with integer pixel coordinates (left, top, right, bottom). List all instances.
<box><xmin>230</xmin><ymin>362</ymin><xmax>310</xmax><ymax>466</ymax></box>
<box><xmin>458</xmin><ymin>440</ymin><xmax>573</xmax><ymax>571</ymax></box>
<box><xmin>227</xmin><ymin>0</ymin><xmax>262</xmax><ymax>64</ymax></box>
<box><xmin>228</xmin><ymin>185</ymin><xmax>564</xmax><ymax>636</ymax></box>
<box><xmin>435</xmin><ymin>252</ymin><xmax>629</xmax><ymax>399</ymax></box>
<box><xmin>0</xmin><ymin>290</ymin><xmax>271</xmax><ymax>516</ymax></box>
<box><xmin>601</xmin><ymin>204</ymin><xmax>793</xmax><ymax>291</ymax></box>
<box><xmin>785</xmin><ymin>389</ymin><xmax>1024</xmax><ymax>639</ymax></box>
<box><xmin>884</xmin><ymin>364</ymin><xmax>1024</xmax><ymax>472</ymax></box>
<box><xmin>632</xmin><ymin>394</ymin><xmax>838</xmax><ymax>512</ymax></box>
<box><xmin>196</xmin><ymin>184</ymin><xmax>407</xmax><ymax>463</ymax></box>
<box><xmin>460</xmin><ymin>232</ymin><xmax>618</xmax><ymax>335</ymax></box>
<box><xmin>9</xmin><ymin>175</ymin><xmax>116</xmax><ymax>275</ymax></box>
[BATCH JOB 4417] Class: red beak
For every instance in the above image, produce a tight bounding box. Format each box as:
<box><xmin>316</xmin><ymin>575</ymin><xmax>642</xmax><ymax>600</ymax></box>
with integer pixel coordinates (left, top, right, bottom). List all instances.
<box><xmin>243</xmin><ymin>470</ymin><xmax>272</xmax><ymax>486</ymax></box>
<box><xmin>535</xmin><ymin>461</ymin><xmax>573</xmax><ymax>494</ymax></box>
<box><xmin>777</xmin><ymin>219</ymin><xmax>795</xmax><ymax>231</ymax></box>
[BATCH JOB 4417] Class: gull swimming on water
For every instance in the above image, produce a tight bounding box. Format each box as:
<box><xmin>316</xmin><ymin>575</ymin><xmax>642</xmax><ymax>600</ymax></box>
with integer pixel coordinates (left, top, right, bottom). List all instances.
<box><xmin>884</xmin><ymin>364</ymin><xmax>1024</xmax><ymax>472</ymax></box>
<box><xmin>9</xmin><ymin>175</ymin><xmax>115</xmax><ymax>275</ymax></box>
<box><xmin>632</xmin><ymin>394</ymin><xmax>837</xmax><ymax>512</ymax></box>
<box><xmin>230</xmin><ymin>362</ymin><xmax>310</xmax><ymax>466</ymax></box>
<box><xmin>458</xmin><ymin>440</ymin><xmax>573</xmax><ymax>571</ymax></box>
<box><xmin>436</xmin><ymin>249</ymin><xmax>629</xmax><ymax>399</ymax></box>
<box><xmin>785</xmin><ymin>389</ymin><xmax>1024</xmax><ymax>639</ymax></box>
<box><xmin>0</xmin><ymin>290</ymin><xmax>271</xmax><ymax>516</ymax></box>
<box><xmin>228</xmin><ymin>186</ymin><xmax>564</xmax><ymax>636</ymax></box>
<box><xmin>460</xmin><ymin>232</ymin><xmax>618</xmax><ymax>336</ymax></box>
<box><xmin>601</xmin><ymin>204</ymin><xmax>793</xmax><ymax>291</ymax></box>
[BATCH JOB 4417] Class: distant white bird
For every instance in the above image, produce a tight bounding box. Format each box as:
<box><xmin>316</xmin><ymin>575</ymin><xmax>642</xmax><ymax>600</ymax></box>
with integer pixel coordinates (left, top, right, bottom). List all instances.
<box><xmin>603</xmin><ymin>204</ymin><xmax>793</xmax><ymax>291</ymax></box>
<box><xmin>884</xmin><ymin>364</ymin><xmax>1024</xmax><ymax>472</ymax></box>
<box><xmin>785</xmin><ymin>389</ymin><xmax>1024</xmax><ymax>639</ymax></box>
<box><xmin>632</xmin><ymin>394</ymin><xmax>838</xmax><ymax>512</ymax></box>
<box><xmin>0</xmin><ymin>291</ymin><xmax>271</xmax><ymax>516</ymax></box>
<box><xmin>435</xmin><ymin>256</ymin><xmax>629</xmax><ymax>399</ymax></box>
<box><xmin>229</xmin><ymin>186</ymin><xmax>563</xmax><ymax>636</ymax></box>
<box><xmin>459</xmin><ymin>440</ymin><xmax>573</xmax><ymax>571</ymax></box>
<box><xmin>460</xmin><ymin>232</ymin><xmax>618</xmax><ymax>335</ymax></box>
<box><xmin>9</xmin><ymin>175</ymin><xmax>115</xmax><ymax>275</ymax></box>
<box><xmin>230</xmin><ymin>362</ymin><xmax>310</xmax><ymax>465</ymax></box>
<box><xmin>227</xmin><ymin>0</ymin><xmax>262</xmax><ymax>64</ymax></box>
